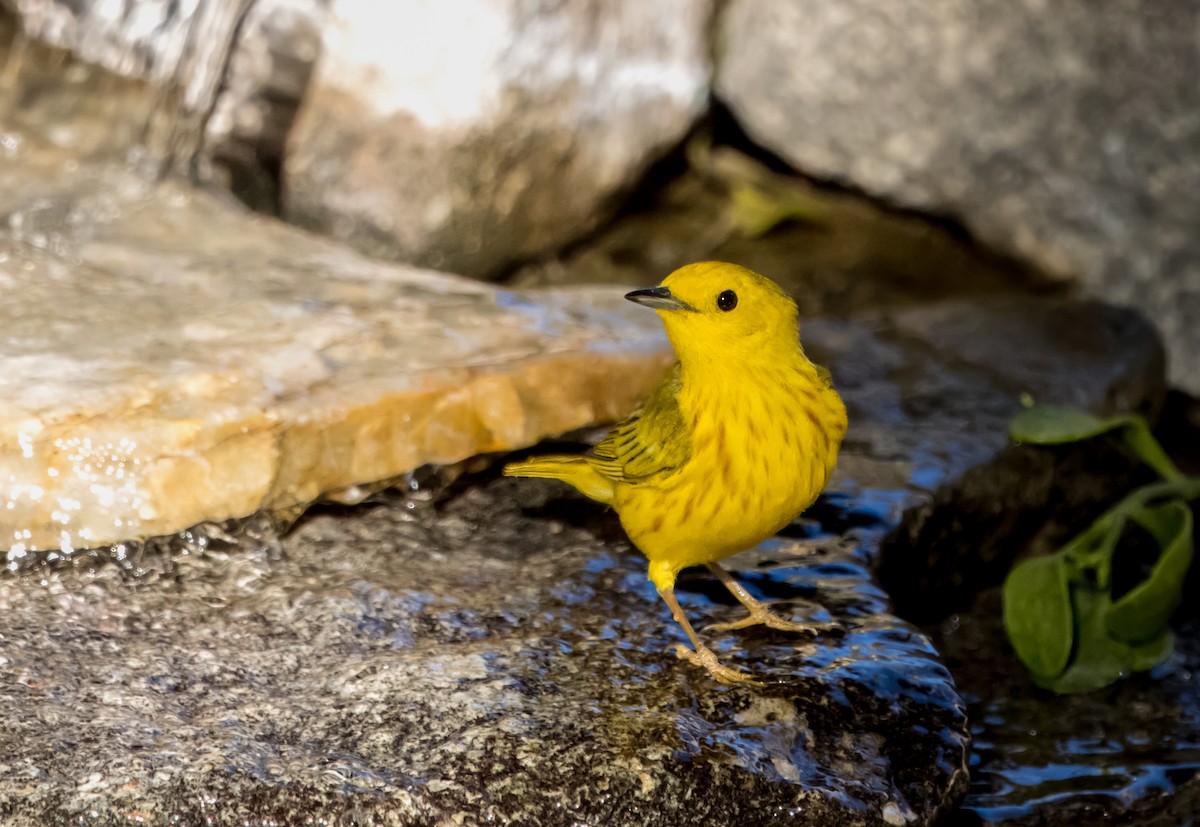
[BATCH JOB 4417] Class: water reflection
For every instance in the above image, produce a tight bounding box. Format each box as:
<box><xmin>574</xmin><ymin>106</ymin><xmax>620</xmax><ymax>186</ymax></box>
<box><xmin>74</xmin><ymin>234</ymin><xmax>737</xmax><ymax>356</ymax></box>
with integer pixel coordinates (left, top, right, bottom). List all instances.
<box><xmin>940</xmin><ymin>590</ymin><xmax>1200</xmax><ymax>824</ymax></box>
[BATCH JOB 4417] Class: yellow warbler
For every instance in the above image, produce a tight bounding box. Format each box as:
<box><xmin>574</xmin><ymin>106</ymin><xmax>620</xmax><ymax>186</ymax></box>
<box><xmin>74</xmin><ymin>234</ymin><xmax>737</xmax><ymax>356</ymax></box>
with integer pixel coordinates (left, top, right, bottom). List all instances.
<box><xmin>505</xmin><ymin>261</ymin><xmax>847</xmax><ymax>684</ymax></box>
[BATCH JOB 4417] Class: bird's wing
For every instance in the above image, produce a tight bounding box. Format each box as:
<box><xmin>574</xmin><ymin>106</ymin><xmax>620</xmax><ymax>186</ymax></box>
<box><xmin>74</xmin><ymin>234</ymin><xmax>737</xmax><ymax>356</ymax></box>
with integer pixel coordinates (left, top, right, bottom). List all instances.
<box><xmin>587</xmin><ymin>363</ymin><xmax>692</xmax><ymax>484</ymax></box>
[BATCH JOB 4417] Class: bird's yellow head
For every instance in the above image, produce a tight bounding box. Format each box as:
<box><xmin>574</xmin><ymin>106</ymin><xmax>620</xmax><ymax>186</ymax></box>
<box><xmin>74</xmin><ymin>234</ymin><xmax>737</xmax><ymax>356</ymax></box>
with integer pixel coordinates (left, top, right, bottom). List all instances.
<box><xmin>625</xmin><ymin>262</ymin><xmax>800</xmax><ymax>365</ymax></box>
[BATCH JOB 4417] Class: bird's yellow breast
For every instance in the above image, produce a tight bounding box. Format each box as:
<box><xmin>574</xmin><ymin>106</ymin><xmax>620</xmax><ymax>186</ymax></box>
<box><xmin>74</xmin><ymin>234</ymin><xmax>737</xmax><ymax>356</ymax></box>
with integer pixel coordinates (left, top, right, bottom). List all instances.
<box><xmin>615</xmin><ymin>360</ymin><xmax>846</xmax><ymax>589</ymax></box>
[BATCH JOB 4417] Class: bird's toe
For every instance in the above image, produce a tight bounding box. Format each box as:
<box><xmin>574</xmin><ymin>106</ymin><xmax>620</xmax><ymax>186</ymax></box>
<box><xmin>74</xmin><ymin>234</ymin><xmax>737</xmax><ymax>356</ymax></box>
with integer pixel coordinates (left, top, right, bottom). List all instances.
<box><xmin>671</xmin><ymin>643</ymin><xmax>763</xmax><ymax>687</ymax></box>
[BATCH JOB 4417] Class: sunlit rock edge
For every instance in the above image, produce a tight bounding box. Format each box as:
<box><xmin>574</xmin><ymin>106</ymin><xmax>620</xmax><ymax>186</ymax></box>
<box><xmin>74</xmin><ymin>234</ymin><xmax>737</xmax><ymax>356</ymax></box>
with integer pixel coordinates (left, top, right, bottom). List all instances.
<box><xmin>0</xmin><ymin>171</ymin><xmax>672</xmax><ymax>556</ymax></box>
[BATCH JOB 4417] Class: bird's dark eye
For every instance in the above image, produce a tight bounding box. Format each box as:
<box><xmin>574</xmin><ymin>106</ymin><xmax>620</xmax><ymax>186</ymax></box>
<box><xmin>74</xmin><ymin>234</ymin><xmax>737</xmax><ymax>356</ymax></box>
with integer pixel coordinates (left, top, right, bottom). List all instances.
<box><xmin>716</xmin><ymin>290</ymin><xmax>738</xmax><ymax>312</ymax></box>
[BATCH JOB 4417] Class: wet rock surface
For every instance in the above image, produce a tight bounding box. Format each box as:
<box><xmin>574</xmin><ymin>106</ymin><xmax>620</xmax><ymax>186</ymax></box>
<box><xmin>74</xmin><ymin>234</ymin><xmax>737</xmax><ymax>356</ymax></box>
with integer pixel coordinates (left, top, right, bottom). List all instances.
<box><xmin>5</xmin><ymin>9</ymin><xmax>1197</xmax><ymax>824</ymax></box>
<box><xmin>717</xmin><ymin>0</ymin><xmax>1200</xmax><ymax>394</ymax></box>
<box><xmin>878</xmin><ymin>439</ymin><xmax>1157</xmax><ymax>625</ymax></box>
<box><xmin>874</xmin><ymin>298</ymin><xmax>1167</xmax><ymax>621</ymax></box>
<box><xmin>0</xmin><ymin>135</ymin><xmax>672</xmax><ymax>555</ymax></box>
<box><xmin>819</xmin><ymin>296</ymin><xmax>1165</xmax><ymax>514</ymax></box>
<box><xmin>0</xmin><ymin>294</ymin><xmax>1170</xmax><ymax>825</ymax></box>
<box><xmin>0</xmin><ymin>479</ymin><xmax>967</xmax><ymax>827</ymax></box>
<box><xmin>863</xmin><ymin>302</ymin><xmax>1199</xmax><ymax>823</ymax></box>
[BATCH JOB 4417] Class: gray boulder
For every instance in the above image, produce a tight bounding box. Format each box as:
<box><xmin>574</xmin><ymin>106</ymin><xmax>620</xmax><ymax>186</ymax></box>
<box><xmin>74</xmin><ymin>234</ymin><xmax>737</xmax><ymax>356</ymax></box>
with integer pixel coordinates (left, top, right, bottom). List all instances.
<box><xmin>284</xmin><ymin>0</ymin><xmax>713</xmax><ymax>277</ymax></box>
<box><xmin>717</xmin><ymin>0</ymin><xmax>1200</xmax><ymax>392</ymax></box>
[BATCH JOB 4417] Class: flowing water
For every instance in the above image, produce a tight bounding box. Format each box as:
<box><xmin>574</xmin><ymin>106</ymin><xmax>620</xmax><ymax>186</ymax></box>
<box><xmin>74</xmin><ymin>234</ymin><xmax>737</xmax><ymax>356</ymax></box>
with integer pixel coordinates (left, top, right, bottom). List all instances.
<box><xmin>1</xmin><ymin>0</ymin><xmax>251</xmax><ymax>175</ymax></box>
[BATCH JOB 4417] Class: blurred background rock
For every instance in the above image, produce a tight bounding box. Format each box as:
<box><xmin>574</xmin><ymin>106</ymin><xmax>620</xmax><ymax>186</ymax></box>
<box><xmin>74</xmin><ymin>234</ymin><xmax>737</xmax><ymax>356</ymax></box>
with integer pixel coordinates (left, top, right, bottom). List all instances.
<box><xmin>4</xmin><ymin>0</ymin><xmax>1194</xmax><ymax>389</ymax></box>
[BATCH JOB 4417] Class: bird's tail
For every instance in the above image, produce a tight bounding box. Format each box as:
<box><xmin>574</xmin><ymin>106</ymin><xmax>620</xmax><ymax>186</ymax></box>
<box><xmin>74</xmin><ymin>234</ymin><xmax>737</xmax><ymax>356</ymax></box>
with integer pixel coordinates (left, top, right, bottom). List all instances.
<box><xmin>503</xmin><ymin>455</ymin><xmax>615</xmax><ymax>505</ymax></box>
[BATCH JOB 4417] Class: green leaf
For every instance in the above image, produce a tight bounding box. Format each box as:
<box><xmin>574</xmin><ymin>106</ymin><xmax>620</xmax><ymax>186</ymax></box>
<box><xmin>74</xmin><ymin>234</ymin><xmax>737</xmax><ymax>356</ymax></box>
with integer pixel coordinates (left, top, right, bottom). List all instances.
<box><xmin>1126</xmin><ymin>629</ymin><xmax>1175</xmax><ymax>673</ymax></box>
<box><xmin>1036</xmin><ymin>585</ymin><xmax>1131</xmax><ymax>694</ymax></box>
<box><xmin>1009</xmin><ymin>405</ymin><xmax>1182</xmax><ymax>481</ymax></box>
<box><xmin>729</xmin><ymin>184</ymin><xmax>826</xmax><ymax>238</ymax></box>
<box><xmin>1106</xmin><ymin>500</ymin><xmax>1193</xmax><ymax>644</ymax></box>
<box><xmin>1119</xmin><ymin>418</ymin><xmax>1184</xmax><ymax>482</ymax></box>
<box><xmin>1003</xmin><ymin>553</ymin><xmax>1074</xmax><ymax>678</ymax></box>
<box><xmin>1060</xmin><ymin>510</ymin><xmax>1125</xmax><ymax>589</ymax></box>
<box><xmin>1037</xmin><ymin>580</ymin><xmax>1176</xmax><ymax>694</ymax></box>
<box><xmin>1008</xmin><ymin>405</ymin><xmax>1133</xmax><ymax>445</ymax></box>
<box><xmin>1029</xmin><ymin>505</ymin><xmax>1188</xmax><ymax>695</ymax></box>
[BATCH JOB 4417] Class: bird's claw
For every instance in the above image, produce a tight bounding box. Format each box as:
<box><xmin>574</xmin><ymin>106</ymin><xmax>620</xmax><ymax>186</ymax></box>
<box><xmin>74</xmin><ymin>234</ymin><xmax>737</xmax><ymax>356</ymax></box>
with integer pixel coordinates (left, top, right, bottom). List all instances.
<box><xmin>705</xmin><ymin>605</ymin><xmax>840</xmax><ymax>635</ymax></box>
<box><xmin>672</xmin><ymin>644</ymin><xmax>763</xmax><ymax>687</ymax></box>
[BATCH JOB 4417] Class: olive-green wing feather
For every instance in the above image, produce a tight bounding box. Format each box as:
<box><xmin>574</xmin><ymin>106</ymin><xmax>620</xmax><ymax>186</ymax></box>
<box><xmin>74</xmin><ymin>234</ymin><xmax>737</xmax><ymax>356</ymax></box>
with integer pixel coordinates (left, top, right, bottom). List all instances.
<box><xmin>587</xmin><ymin>363</ymin><xmax>691</xmax><ymax>484</ymax></box>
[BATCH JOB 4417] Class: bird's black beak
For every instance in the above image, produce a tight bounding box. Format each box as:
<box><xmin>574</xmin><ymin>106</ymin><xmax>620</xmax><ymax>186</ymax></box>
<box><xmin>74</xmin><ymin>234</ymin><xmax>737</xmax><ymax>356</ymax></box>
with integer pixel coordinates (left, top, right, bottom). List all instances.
<box><xmin>624</xmin><ymin>286</ymin><xmax>695</xmax><ymax>312</ymax></box>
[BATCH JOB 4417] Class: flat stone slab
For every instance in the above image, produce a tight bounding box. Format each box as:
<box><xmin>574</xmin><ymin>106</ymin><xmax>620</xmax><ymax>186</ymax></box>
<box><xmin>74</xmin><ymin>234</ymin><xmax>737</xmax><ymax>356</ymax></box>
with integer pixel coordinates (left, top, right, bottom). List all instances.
<box><xmin>0</xmin><ymin>148</ymin><xmax>670</xmax><ymax>558</ymax></box>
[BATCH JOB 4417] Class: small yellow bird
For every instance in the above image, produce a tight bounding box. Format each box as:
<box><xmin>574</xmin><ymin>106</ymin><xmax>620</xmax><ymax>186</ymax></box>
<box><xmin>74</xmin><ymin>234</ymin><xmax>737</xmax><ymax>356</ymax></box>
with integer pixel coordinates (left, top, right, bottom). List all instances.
<box><xmin>504</xmin><ymin>261</ymin><xmax>847</xmax><ymax>684</ymax></box>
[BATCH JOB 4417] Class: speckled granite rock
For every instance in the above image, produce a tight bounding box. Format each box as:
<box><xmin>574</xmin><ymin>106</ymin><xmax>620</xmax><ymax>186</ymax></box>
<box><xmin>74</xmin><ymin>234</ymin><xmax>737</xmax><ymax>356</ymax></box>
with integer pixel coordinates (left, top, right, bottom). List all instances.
<box><xmin>283</xmin><ymin>0</ymin><xmax>712</xmax><ymax>276</ymax></box>
<box><xmin>0</xmin><ymin>295</ymin><xmax>1169</xmax><ymax>825</ymax></box>
<box><xmin>0</xmin><ymin>135</ymin><xmax>671</xmax><ymax>558</ymax></box>
<box><xmin>716</xmin><ymin>0</ymin><xmax>1200</xmax><ymax>393</ymax></box>
<box><xmin>0</xmin><ymin>480</ymin><xmax>968</xmax><ymax>827</ymax></box>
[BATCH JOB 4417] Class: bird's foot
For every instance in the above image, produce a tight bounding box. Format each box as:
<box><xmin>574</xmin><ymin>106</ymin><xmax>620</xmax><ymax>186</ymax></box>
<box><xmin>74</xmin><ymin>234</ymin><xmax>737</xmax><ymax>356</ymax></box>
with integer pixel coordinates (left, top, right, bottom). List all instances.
<box><xmin>672</xmin><ymin>643</ymin><xmax>763</xmax><ymax>687</ymax></box>
<box><xmin>706</xmin><ymin>602</ymin><xmax>839</xmax><ymax>635</ymax></box>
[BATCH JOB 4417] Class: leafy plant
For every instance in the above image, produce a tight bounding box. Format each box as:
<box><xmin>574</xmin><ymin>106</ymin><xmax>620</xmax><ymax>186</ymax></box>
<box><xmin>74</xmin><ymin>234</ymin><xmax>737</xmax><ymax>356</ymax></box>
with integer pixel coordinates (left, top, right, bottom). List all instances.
<box><xmin>1003</xmin><ymin>405</ymin><xmax>1199</xmax><ymax>693</ymax></box>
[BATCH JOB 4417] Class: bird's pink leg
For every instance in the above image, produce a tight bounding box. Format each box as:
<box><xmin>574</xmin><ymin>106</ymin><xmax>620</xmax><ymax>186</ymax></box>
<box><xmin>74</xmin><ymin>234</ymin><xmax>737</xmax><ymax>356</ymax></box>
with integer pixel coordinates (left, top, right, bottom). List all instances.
<box><xmin>704</xmin><ymin>563</ymin><xmax>833</xmax><ymax>633</ymax></box>
<box><xmin>656</xmin><ymin>586</ymin><xmax>762</xmax><ymax>686</ymax></box>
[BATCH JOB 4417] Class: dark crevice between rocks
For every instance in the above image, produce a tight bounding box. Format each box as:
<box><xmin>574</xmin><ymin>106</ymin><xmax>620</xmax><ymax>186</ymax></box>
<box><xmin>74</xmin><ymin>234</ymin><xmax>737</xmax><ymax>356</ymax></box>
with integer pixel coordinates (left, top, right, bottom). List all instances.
<box><xmin>197</xmin><ymin>0</ymin><xmax>290</xmax><ymax>217</ymax></box>
<box><xmin>500</xmin><ymin>100</ymin><xmax>1064</xmax><ymax>316</ymax></box>
<box><xmin>707</xmin><ymin>100</ymin><xmax>1049</xmax><ymax>284</ymax></box>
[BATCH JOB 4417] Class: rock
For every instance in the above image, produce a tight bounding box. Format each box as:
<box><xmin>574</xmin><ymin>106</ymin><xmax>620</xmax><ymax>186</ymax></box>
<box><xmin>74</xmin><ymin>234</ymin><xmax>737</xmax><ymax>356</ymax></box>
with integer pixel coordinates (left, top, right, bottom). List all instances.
<box><xmin>6</xmin><ymin>0</ymin><xmax>324</xmax><ymax>201</ymax></box>
<box><xmin>873</xmin><ymin>298</ymin><xmax>1167</xmax><ymax>622</ymax></box>
<box><xmin>818</xmin><ymin>296</ymin><xmax>1166</xmax><ymax>514</ymax></box>
<box><xmin>283</xmin><ymin>0</ymin><xmax>712</xmax><ymax>277</ymax></box>
<box><xmin>9</xmin><ymin>0</ymin><xmax>244</xmax><ymax>108</ymax></box>
<box><xmin>878</xmin><ymin>439</ymin><xmax>1156</xmax><ymax>625</ymax></box>
<box><xmin>510</xmin><ymin>143</ymin><xmax>1058</xmax><ymax>316</ymax></box>
<box><xmin>8</xmin><ymin>0</ymin><xmax>253</xmax><ymax>164</ymax></box>
<box><xmin>0</xmin><ymin>133</ymin><xmax>672</xmax><ymax>557</ymax></box>
<box><xmin>0</xmin><ymin>477</ymin><xmax>969</xmax><ymax>827</ymax></box>
<box><xmin>853</xmin><ymin>299</ymin><xmax>1196</xmax><ymax>823</ymax></box>
<box><xmin>0</xmin><ymin>291</ymin><xmax>1170</xmax><ymax>824</ymax></box>
<box><xmin>716</xmin><ymin>0</ymin><xmax>1200</xmax><ymax>393</ymax></box>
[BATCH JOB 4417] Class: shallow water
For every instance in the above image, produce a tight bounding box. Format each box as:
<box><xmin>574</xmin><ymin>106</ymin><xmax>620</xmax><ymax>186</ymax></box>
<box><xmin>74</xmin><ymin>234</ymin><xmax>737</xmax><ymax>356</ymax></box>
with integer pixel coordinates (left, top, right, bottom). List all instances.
<box><xmin>940</xmin><ymin>590</ymin><xmax>1200</xmax><ymax>825</ymax></box>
